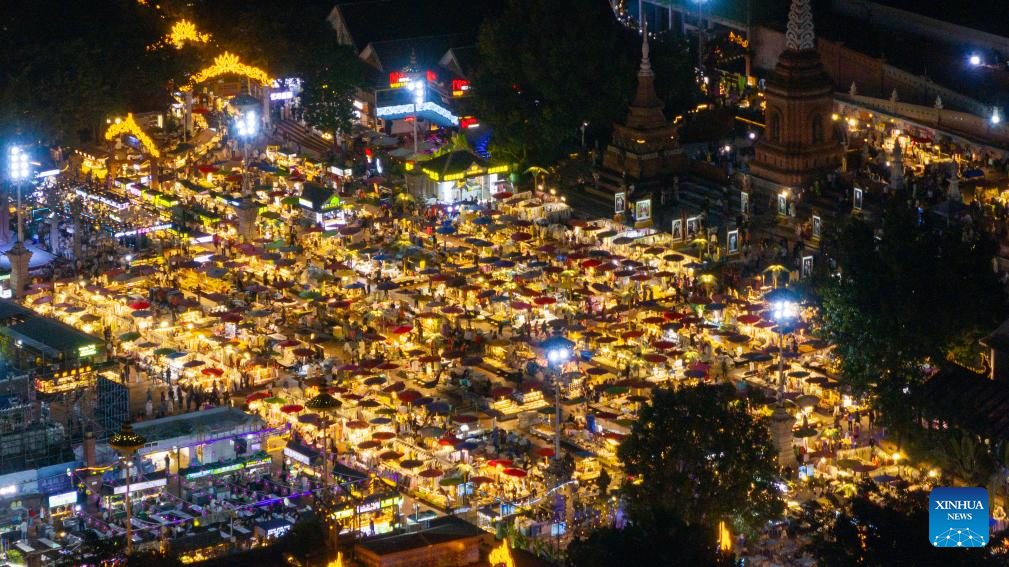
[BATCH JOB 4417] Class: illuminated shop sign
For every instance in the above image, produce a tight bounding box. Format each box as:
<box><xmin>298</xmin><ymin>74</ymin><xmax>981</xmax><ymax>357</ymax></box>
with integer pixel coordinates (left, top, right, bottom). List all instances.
<box><xmin>270</xmin><ymin>91</ymin><xmax>294</xmax><ymax>101</ymax></box>
<box><xmin>48</xmin><ymin>491</ymin><xmax>78</xmax><ymax>508</ymax></box>
<box><xmin>114</xmin><ymin>223</ymin><xmax>172</xmax><ymax>238</ymax></box>
<box><xmin>113</xmin><ymin>477</ymin><xmax>167</xmax><ymax>495</ymax></box>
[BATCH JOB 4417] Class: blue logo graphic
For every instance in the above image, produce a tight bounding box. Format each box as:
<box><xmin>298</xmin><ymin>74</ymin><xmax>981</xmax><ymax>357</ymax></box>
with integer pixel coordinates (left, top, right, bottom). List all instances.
<box><xmin>929</xmin><ymin>487</ymin><xmax>989</xmax><ymax>547</ymax></box>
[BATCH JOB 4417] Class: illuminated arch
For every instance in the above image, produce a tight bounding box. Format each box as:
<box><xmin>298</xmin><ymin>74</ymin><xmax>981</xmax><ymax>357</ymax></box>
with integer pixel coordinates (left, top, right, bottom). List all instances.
<box><xmin>104</xmin><ymin>113</ymin><xmax>160</xmax><ymax>158</ymax></box>
<box><xmin>168</xmin><ymin>19</ymin><xmax>210</xmax><ymax>49</ymax></box>
<box><xmin>182</xmin><ymin>52</ymin><xmax>271</xmax><ymax>92</ymax></box>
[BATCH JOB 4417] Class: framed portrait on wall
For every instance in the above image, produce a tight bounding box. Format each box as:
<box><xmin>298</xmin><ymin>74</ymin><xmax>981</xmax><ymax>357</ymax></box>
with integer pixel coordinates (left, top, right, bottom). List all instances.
<box><xmin>671</xmin><ymin>219</ymin><xmax>683</xmax><ymax>241</ymax></box>
<box><xmin>614</xmin><ymin>192</ymin><xmax>626</xmax><ymax>214</ymax></box>
<box><xmin>727</xmin><ymin>229</ymin><xmax>739</xmax><ymax>254</ymax></box>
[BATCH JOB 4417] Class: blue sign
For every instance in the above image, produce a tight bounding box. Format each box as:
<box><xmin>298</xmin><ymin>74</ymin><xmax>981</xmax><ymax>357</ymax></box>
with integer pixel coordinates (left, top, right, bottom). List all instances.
<box><xmin>929</xmin><ymin>487</ymin><xmax>989</xmax><ymax>547</ymax></box>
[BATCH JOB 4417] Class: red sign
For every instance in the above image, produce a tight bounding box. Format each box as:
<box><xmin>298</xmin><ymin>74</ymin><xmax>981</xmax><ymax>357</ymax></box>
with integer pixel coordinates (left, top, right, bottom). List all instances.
<box><xmin>460</xmin><ymin>116</ymin><xmax>479</xmax><ymax>129</ymax></box>
<box><xmin>426</xmin><ymin>70</ymin><xmax>437</xmax><ymax>83</ymax></box>
<box><xmin>389</xmin><ymin>72</ymin><xmax>408</xmax><ymax>88</ymax></box>
<box><xmin>452</xmin><ymin>79</ymin><xmax>470</xmax><ymax>97</ymax></box>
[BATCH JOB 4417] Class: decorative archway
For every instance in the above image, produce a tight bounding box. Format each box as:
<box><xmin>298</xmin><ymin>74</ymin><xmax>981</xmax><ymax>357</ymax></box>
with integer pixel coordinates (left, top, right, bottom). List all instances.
<box><xmin>182</xmin><ymin>51</ymin><xmax>271</xmax><ymax>91</ymax></box>
<box><xmin>104</xmin><ymin>113</ymin><xmax>160</xmax><ymax>158</ymax></box>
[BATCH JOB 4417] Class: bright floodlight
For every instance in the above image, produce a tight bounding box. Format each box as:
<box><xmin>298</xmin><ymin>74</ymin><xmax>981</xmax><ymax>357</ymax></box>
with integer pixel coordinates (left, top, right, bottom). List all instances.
<box><xmin>765</xmin><ymin>287</ymin><xmax>799</xmax><ymax>323</ymax></box>
<box><xmin>412</xmin><ymin>80</ymin><xmax>425</xmax><ymax>106</ymax></box>
<box><xmin>992</xmin><ymin>108</ymin><xmax>1002</xmax><ymax>125</ymax></box>
<box><xmin>235</xmin><ymin>111</ymin><xmax>258</xmax><ymax>138</ymax></box>
<box><xmin>542</xmin><ymin>335</ymin><xmax>574</xmax><ymax>367</ymax></box>
<box><xmin>970</xmin><ymin>54</ymin><xmax>982</xmax><ymax>66</ymax></box>
<box><xmin>8</xmin><ymin>146</ymin><xmax>28</xmax><ymax>181</ymax></box>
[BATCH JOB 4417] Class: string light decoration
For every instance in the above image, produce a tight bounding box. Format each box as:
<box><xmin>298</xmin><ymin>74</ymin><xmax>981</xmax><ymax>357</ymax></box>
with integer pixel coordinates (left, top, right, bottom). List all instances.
<box><xmin>488</xmin><ymin>538</ymin><xmax>515</xmax><ymax>567</ymax></box>
<box><xmin>104</xmin><ymin>113</ymin><xmax>161</xmax><ymax>158</ymax></box>
<box><xmin>182</xmin><ymin>52</ymin><xmax>270</xmax><ymax>91</ymax></box>
<box><xmin>168</xmin><ymin>19</ymin><xmax>210</xmax><ymax>49</ymax></box>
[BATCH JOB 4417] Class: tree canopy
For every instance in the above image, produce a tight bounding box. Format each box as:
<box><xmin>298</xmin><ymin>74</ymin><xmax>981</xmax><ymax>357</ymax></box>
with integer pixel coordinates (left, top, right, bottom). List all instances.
<box><xmin>618</xmin><ymin>384</ymin><xmax>783</xmax><ymax>535</ymax></box>
<box><xmin>0</xmin><ymin>0</ymin><xmax>187</xmax><ymax>144</ymax></box>
<box><xmin>806</xmin><ymin>482</ymin><xmax>1008</xmax><ymax>566</ymax></box>
<box><xmin>816</xmin><ymin>198</ymin><xmax>1005</xmax><ymax>398</ymax></box>
<box><xmin>567</xmin><ymin>521</ymin><xmax>735</xmax><ymax>567</ymax></box>
<box><xmin>299</xmin><ymin>42</ymin><xmax>364</xmax><ymax>143</ymax></box>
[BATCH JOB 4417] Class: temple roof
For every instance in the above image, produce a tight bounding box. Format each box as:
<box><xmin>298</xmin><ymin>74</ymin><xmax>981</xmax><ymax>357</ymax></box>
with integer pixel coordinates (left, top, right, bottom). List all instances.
<box><xmin>623</xmin><ymin>26</ymin><xmax>668</xmax><ymax>131</ymax></box>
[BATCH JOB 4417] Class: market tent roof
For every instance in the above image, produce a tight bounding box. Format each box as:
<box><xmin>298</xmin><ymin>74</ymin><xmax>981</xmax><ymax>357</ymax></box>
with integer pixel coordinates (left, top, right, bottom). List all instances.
<box><xmin>299</xmin><ymin>182</ymin><xmax>337</xmax><ymax>211</ymax></box>
<box><xmin>916</xmin><ymin>365</ymin><xmax>1009</xmax><ymax>442</ymax></box>
<box><xmin>418</xmin><ymin>150</ymin><xmax>508</xmax><ymax>182</ymax></box>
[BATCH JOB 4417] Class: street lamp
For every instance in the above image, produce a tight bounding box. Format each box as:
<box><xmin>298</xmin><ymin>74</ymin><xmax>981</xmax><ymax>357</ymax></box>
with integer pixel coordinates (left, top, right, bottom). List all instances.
<box><xmin>580</xmin><ymin>121</ymin><xmax>589</xmax><ymax>150</ymax></box>
<box><xmin>766</xmin><ymin>287</ymin><xmax>799</xmax><ymax>401</ymax></box>
<box><xmin>411</xmin><ymin>79</ymin><xmax>425</xmax><ymax>155</ymax></box>
<box><xmin>542</xmin><ymin>335</ymin><xmax>574</xmax><ymax>463</ymax></box>
<box><xmin>230</xmin><ymin>94</ymin><xmax>260</xmax><ymax>242</ymax></box>
<box><xmin>110</xmin><ymin>420</ymin><xmax>146</xmax><ymax>556</ymax></box>
<box><xmin>8</xmin><ymin>146</ymin><xmax>28</xmax><ymax>244</ymax></box>
<box><xmin>306</xmin><ymin>391</ymin><xmax>342</xmax><ymax>491</ymax></box>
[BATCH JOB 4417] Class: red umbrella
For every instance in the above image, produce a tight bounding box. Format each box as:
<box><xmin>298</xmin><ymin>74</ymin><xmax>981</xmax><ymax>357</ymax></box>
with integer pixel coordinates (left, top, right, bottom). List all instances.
<box><xmin>534</xmin><ymin>296</ymin><xmax>556</xmax><ymax>306</ymax></box>
<box><xmin>536</xmin><ymin>447</ymin><xmax>556</xmax><ymax>458</ymax></box>
<box><xmin>502</xmin><ymin>468</ymin><xmax>527</xmax><ymax>478</ymax></box>
<box><xmin>346</xmin><ymin>420</ymin><xmax>369</xmax><ymax>430</ymax></box>
<box><xmin>580</xmin><ymin>259</ymin><xmax>602</xmax><ymax>269</ymax></box>
<box><xmin>642</xmin><ymin>353</ymin><xmax>667</xmax><ymax>363</ymax></box>
<box><xmin>379</xmin><ymin>451</ymin><xmax>403</xmax><ymax>461</ymax></box>
<box><xmin>511</xmin><ymin>232</ymin><xmax>533</xmax><ymax>242</ymax></box>
<box><xmin>201</xmin><ymin>367</ymin><xmax>224</xmax><ymax>377</ymax></box>
<box><xmin>358</xmin><ymin>440</ymin><xmax>382</xmax><ymax>450</ymax></box>
<box><xmin>128</xmin><ymin>301</ymin><xmax>150</xmax><ymax>310</ymax></box>
<box><xmin>487</xmin><ymin>459</ymin><xmax>512</xmax><ymax>468</ymax></box>
<box><xmin>397</xmin><ymin>389</ymin><xmax>422</xmax><ymax>403</ymax></box>
<box><xmin>737</xmin><ymin>314</ymin><xmax>761</xmax><ymax>325</ymax></box>
<box><xmin>280</xmin><ymin>404</ymin><xmax>303</xmax><ymax>414</ymax></box>
<box><xmin>372</xmin><ymin>431</ymin><xmax>396</xmax><ymax>441</ymax></box>
<box><xmin>391</xmin><ymin>325</ymin><xmax>413</xmax><ymax>334</ymax></box>
<box><xmin>510</xmin><ymin>301</ymin><xmax>532</xmax><ymax>311</ymax></box>
<box><xmin>652</xmin><ymin>340</ymin><xmax>677</xmax><ymax>350</ymax></box>
<box><xmin>470</xmin><ymin>475</ymin><xmax>494</xmax><ymax>485</ymax></box>
<box><xmin>376</xmin><ymin>362</ymin><xmax>400</xmax><ymax>370</ymax></box>
<box><xmin>197</xmin><ymin>165</ymin><xmax>218</xmax><ymax>173</ymax></box>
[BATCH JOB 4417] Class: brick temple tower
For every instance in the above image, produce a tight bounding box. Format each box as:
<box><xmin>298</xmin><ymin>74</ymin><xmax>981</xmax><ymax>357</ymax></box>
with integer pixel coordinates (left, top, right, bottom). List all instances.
<box><xmin>595</xmin><ymin>24</ymin><xmax>685</xmax><ymax>202</ymax></box>
<box><xmin>750</xmin><ymin>0</ymin><xmax>842</xmax><ymax>188</ymax></box>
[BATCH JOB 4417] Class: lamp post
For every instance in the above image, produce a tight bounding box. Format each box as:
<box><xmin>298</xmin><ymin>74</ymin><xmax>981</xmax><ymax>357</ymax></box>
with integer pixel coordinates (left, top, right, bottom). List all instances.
<box><xmin>542</xmin><ymin>334</ymin><xmax>574</xmax><ymax>558</ymax></box>
<box><xmin>543</xmin><ymin>335</ymin><xmax>574</xmax><ymax>459</ymax></box>
<box><xmin>7</xmin><ymin>146</ymin><xmax>31</xmax><ymax>300</ymax></box>
<box><xmin>306</xmin><ymin>392</ymin><xmax>342</xmax><ymax>491</ymax></box>
<box><xmin>230</xmin><ymin>94</ymin><xmax>260</xmax><ymax>242</ymax></box>
<box><xmin>766</xmin><ymin>287</ymin><xmax>798</xmax><ymax>401</ymax></box>
<box><xmin>110</xmin><ymin>420</ymin><xmax>146</xmax><ymax>556</ymax></box>
<box><xmin>580</xmin><ymin>121</ymin><xmax>589</xmax><ymax>150</ymax></box>
<box><xmin>411</xmin><ymin>79</ymin><xmax>425</xmax><ymax>155</ymax></box>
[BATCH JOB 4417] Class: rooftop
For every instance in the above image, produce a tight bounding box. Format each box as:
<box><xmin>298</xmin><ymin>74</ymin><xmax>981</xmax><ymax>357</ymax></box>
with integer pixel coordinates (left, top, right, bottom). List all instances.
<box><xmin>331</xmin><ymin>0</ymin><xmax>503</xmax><ymax>52</ymax></box>
<box><xmin>356</xmin><ymin>515</ymin><xmax>485</xmax><ymax>556</ymax></box>
<box><xmin>132</xmin><ymin>406</ymin><xmax>266</xmax><ymax>444</ymax></box>
<box><xmin>918</xmin><ymin>365</ymin><xmax>1009</xmax><ymax>441</ymax></box>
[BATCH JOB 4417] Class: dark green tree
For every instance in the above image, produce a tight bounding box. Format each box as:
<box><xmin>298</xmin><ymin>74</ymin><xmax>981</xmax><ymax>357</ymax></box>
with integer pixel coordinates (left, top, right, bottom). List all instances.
<box><xmin>299</xmin><ymin>43</ymin><xmax>365</xmax><ymax>148</ymax></box>
<box><xmin>0</xmin><ymin>0</ymin><xmax>188</xmax><ymax>144</ymax></box>
<box><xmin>280</xmin><ymin>516</ymin><xmax>330</xmax><ymax>565</ymax></box>
<box><xmin>806</xmin><ymin>482</ymin><xmax>1008</xmax><ymax>566</ymax></box>
<box><xmin>471</xmin><ymin>0</ymin><xmax>637</xmax><ymax>165</ymax></box>
<box><xmin>618</xmin><ymin>384</ymin><xmax>783</xmax><ymax>535</ymax></box>
<box><xmin>816</xmin><ymin>197</ymin><xmax>1004</xmax><ymax>399</ymax></box>
<box><xmin>568</xmin><ymin>521</ymin><xmax>736</xmax><ymax>567</ymax></box>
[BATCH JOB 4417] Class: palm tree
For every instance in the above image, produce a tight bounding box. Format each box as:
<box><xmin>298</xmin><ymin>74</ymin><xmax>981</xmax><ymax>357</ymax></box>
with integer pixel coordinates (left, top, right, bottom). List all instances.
<box><xmin>987</xmin><ymin>440</ymin><xmax>1009</xmax><ymax>507</ymax></box>
<box><xmin>937</xmin><ymin>430</ymin><xmax>991</xmax><ymax>486</ymax></box>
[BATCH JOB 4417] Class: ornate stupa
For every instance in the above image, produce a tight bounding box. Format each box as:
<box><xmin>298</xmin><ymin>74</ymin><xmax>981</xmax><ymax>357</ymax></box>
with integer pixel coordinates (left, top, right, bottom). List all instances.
<box><xmin>595</xmin><ymin>23</ymin><xmax>685</xmax><ymax>203</ymax></box>
<box><xmin>749</xmin><ymin>0</ymin><xmax>843</xmax><ymax>188</ymax></box>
